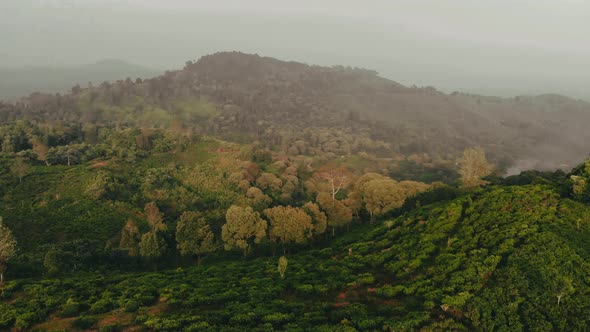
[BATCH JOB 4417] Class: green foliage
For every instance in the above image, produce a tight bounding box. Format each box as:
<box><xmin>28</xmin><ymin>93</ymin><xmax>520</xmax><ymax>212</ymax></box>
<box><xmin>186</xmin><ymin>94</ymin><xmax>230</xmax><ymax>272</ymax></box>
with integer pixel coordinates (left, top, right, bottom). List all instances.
<box><xmin>278</xmin><ymin>256</ymin><xmax>288</xmax><ymax>279</ymax></box>
<box><xmin>139</xmin><ymin>231</ymin><xmax>167</xmax><ymax>260</ymax></box>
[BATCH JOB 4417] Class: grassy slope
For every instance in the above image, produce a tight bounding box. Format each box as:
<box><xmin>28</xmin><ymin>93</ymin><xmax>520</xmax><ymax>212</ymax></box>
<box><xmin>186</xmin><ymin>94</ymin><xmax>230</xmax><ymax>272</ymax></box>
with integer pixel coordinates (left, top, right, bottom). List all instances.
<box><xmin>2</xmin><ymin>185</ymin><xmax>590</xmax><ymax>331</ymax></box>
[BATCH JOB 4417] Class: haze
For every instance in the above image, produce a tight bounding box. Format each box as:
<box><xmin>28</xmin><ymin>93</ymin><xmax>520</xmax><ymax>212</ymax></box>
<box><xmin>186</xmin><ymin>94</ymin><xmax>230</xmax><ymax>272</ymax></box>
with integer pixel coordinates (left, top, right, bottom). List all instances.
<box><xmin>1</xmin><ymin>0</ymin><xmax>589</xmax><ymax>99</ymax></box>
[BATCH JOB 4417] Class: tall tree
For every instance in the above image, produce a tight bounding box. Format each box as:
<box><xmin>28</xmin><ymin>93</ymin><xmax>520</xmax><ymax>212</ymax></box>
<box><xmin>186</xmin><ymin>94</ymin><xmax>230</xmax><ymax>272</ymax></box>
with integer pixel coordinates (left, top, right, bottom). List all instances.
<box><xmin>10</xmin><ymin>158</ymin><xmax>31</xmax><ymax>183</ymax></box>
<box><xmin>245</xmin><ymin>187</ymin><xmax>272</xmax><ymax>211</ymax></box>
<box><xmin>222</xmin><ymin>205</ymin><xmax>267</xmax><ymax>256</ymax></box>
<box><xmin>302</xmin><ymin>202</ymin><xmax>328</xmax><ymax>237</ymax></box>
<box><xmin>139</xmin><ymin>231</ymin><xmax>167</xmax><ymax>261</ymax></box>
<box><xmin>145</xmin><ymin>201</ymin><xmax>166</xmax><ymax>231</ymax></box>
<box><xmin>175</xmin><ymin>211</ymin><xmax>215</xmax><ymax>265</ymax></box>
<box><xmin>120</xmin><ymin>220</ymin><xmax>141</xmax><ymax>257</ymax></box>
<box><xmin>0</xmin><ymin>219</ymin><xmax>17</xmax><ymax>284</ymax></box>
<box><xmin>264</xmin><ymin>206</ymin><xmax>313</xmax><ymax>253</ymax></box>
<box><xmin>364</xmin><ymin>179</ymin><xmax>405</xmax><ymax>223</ymax></box>
<box><xmin>458</xmin><ymin>147</ymin><xmax>494</xmax><ymax>188</ymax></box>
<box><xmin>314</xmin><ymin>167</ymin><xmax>351</xmax><ymax>201</ymax></box>
<box><xmin>316</xmin><ymin>192</ymin><xmax>352</xmax><ymax>236</ymax></box>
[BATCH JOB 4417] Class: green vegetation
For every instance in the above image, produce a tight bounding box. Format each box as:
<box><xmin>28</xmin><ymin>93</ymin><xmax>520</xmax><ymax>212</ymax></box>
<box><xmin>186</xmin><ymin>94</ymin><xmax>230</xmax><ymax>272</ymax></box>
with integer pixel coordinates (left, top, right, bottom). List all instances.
<box><xmin>0</xmin><ymin>52</ymin><xmax>589</xmax><ymax>331</ymax></box>
<box><xmin>2</xmin><ymin>179</ymin><xmax>590</xmax><ymax>330</ymax></box>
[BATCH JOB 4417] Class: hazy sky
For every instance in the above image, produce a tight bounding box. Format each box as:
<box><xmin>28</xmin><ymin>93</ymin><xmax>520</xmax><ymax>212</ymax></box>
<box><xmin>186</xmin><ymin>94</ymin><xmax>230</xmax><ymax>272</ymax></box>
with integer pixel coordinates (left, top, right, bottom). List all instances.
<box><xmin>1</xmin><ymin>0</ymin><xmax>589</xmax><ymax>98</ymax></box>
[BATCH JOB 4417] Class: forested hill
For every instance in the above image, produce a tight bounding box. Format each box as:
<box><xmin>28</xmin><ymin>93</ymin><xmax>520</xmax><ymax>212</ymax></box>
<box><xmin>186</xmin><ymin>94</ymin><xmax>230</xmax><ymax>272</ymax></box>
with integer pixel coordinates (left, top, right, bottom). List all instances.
<box><xmin>1</xmin><ymin>51</ymin><xmax>590</xmax><ymax>330</ymax></box>
<box><xmin>2</xmin><ymin>51</ymin><xmax>590</xmax><ymax>171</ymax></box>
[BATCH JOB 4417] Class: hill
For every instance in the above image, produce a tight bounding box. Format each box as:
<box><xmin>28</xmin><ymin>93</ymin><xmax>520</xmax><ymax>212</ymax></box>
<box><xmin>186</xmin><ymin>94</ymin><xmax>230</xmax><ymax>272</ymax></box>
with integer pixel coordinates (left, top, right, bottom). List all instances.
<box><xmin>0</xmin><ymin>51</ymin><xmax>590</xmax><ymax>330</ymax></box>
<box><xmin>1</xmin><ymin>52</ymin><xmax>589</xmax><ymax>172</ymax></box>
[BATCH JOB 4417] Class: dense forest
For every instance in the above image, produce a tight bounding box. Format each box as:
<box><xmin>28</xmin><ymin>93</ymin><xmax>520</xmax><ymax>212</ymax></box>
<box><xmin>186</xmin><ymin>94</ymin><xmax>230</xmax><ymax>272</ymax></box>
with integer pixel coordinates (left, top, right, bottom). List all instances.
<box><xmin>1</xmin><ymin>52</ymin><xmax>590</xmax><ymax>331</ymax></box>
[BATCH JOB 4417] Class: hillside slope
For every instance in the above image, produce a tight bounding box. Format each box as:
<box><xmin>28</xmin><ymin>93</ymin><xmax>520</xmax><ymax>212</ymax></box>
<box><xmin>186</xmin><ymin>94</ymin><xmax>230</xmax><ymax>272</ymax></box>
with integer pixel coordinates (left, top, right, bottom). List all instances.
<box><xmin>2</xmin><ymin>182</ymin><xmax>590</xmax><ymax>331</ymax></box>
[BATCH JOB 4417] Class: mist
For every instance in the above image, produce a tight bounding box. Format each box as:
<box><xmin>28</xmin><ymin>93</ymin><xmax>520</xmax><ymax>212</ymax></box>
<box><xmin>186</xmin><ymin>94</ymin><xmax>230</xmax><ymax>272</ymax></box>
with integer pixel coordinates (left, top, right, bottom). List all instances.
<box><xmin>1</xmin><ymin>0</ymin><xmax>589</xmax><ymax>99</ymax></box>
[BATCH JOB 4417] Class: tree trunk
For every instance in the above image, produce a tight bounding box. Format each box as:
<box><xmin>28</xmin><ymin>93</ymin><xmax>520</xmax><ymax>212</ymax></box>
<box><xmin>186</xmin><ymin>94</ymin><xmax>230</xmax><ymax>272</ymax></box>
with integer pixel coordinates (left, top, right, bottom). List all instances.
<box><xmin>0</xmin><ymin>272</ymin><xmax>3</xmax><ymax>285</ymax></box>
<box><xmin>243</xmin><ymin>247</ymin><xmax>248</xmax><ymax>257</ymax></box>
<box><xmin>19</xmin><ymin>176</ymin><xmax>22</xmax><ymax>183</ymax></box>
<box><xmin>332</xmin><ymin>226</ymin><xmax>335</xmax><ymax>237</ymax></box>
<box><xmin>557</xmin><ymin>295</ymin><xmax>562</xmax><ymax>306</ymax></box>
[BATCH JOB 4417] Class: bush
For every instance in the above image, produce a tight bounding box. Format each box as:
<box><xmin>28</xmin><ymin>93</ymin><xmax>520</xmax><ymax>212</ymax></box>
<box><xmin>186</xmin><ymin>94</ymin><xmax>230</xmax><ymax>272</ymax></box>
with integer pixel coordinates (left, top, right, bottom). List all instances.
<box><xmin>124</xmin><ymin>300</ymin><xmax>140</xmax><ymax>313</ymax></box>
<box><xmin>90</xmin><ymin>298</ymin><xmax>113</xmax><ymax>314</ymax></box>
<box><xmin>72</xmin><ymin>316</ymin><xmax>98</xmax><ymax>330</ymax></box>
<box><xmin>61</xmin><ymin>298</ymin><xmax>81</xmax><ymax>317</ymax></box>
<box><xmin>15</xmin><ymin>312</ymin><xmax>37</xmax><ymax>330</ymax></box>
<box><xmin>99</xmin><ymin>324</ymin><xmax>121</xmax><ymax>332</ymax></box>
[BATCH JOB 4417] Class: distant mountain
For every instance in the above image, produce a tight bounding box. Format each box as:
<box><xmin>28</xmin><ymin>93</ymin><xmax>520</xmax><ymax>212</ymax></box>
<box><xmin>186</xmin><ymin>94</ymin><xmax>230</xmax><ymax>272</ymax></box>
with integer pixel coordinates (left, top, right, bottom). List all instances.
<box><xmin>0</xmin><ymin>59</ymin><xmax>159</xmax><ymax>100</ymax></box>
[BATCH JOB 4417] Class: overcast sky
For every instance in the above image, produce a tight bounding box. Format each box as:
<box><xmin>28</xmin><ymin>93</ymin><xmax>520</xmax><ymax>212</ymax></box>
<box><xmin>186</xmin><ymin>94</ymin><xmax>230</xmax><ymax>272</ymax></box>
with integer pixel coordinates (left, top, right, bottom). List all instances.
<box><xmin>0</xmin><ymin>0</ymin><xmax>589</xmax><ymax>98</ymax></box>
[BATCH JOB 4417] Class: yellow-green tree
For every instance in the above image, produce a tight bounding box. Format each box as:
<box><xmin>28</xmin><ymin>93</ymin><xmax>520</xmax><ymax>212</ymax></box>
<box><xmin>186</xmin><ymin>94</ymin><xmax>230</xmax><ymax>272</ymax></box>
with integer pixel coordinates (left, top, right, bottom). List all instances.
<box><xmin>245</xmin><ymin>187</ymin><xmax>272</xmax><ymax>211</ymax></box>
<box><xmin>222</xmin><ymin>205</ymin><xmax>267</xmax><ymax>256</ymax></box>
<box><xmin>278</xmin><ymin>256</ymin><xmax>288</xmax><ymax>279</ymax></box>
<box><xmin>10</xmin><ymin>158</ymin><xmax>31</xmax><ymax>184</ymax></box>
<box><xmin>175</xmin><ymin>211</ymin><xmax>215</xmax><ymax>265</ymax></box>
<box><xmin>139</xmin><ymin>231</ymin><xmax>167</xmax><ymax>261</ymax></box>
<box><xmin>458</xmin><ymin>147</ymin><xmax>494</xmax><ymax>188</ymax></box>
<box><xmin>364</xmin><ymin>178</ymin><xmax>405</xmax><ymax>223</ymax></box>
<box><xmin>302</xmin><ymin>202</ymin><xmax>328</xmax><ymax>237</ymax></box>
<box><xmin>316</xmin><ymin>192</ymin><xmax>352</xmax><ymax>236</ymax></box>
<box><xmin>264</xmin><ymin>206</ymin><xmax>313</xmax><ymax>253</ymax></box>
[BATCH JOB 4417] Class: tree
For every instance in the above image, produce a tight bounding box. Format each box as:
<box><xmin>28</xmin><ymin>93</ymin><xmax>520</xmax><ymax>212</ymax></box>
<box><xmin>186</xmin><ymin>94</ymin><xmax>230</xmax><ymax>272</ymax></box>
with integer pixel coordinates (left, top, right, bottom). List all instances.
<box><xmin>363</xmin><ymin>179</ymin><xmax>405</xmax><ymax>223</ymax></box>
<box><xmin>10</xmin><ymin>158</ymin><xmax>31</xmax><ymax>183</ymax></box>
<box><xmin>316</xmin><ymin>192</ymin><xmax>352</xmax><ymax>236</ymax></box>
<box><xmin>0</xmin><ymin>219</ymin><xmax>17</xmax><ymax>284</ymax></box>
<box><xmin>30</xmin><ymin>137</ymin><xmax>50</xmax><ymax>166</ymax></box>
<box><xmin>85</xmin><ymin>171</ymin><xmax>114</xmax><ymax>199</ymax></box>
<box><xmin>256</xmin><ymin>173</ymin><xmax>282</xmax><ymax>192</ymax></box>
<box><xmin>302</xmin><ymin>202</ymin><xmax>328</xmax><ymax>237</ymax></box>
<box><xmin>264</xmin><ymin>206</ymin><xmax>313</xmax><ymax>253</ymax></box>
<box><xmin>458</xmin><ymin>147</ymin><xmax>494</xmax><ymax>188</ymax></box>
<box><xmin>245</xmin><ymin>187</ymin><xmax>272</xmax><ymax>211</ymax></box>
<box><xmin>139</xmin><ymin>231</ymin><xmax>167</xmax><ymax>261</ymax></box>
<box><xmin>145</xmin><ymin>201</ymin><xmax>166</xmax><ymax>231</ymax></box>
<box><xmin>222</xmin><ymin>205</ymin><xmax>267</xmax><ymax>256</ymax></box>
<box><xmin>43</xmin><ymin>248</ymin><xmax>61</xmax><ymax>275</ymax></box>
<box><xmin>278</xmin><ymin>256</ymin><xmax>288</xmax><ymax>279</ymax></box>
<box><xmin>175</xmin><ymin>211</ymin><xmax>215</xmax><ymax>265</ymax></box>
<box><xmin>314</xmin><ymin>167</ymin><xmax>351</xmax><ymax>201</ymax></box>
<box><xmin>120</xmin><ymin>220</ymin><xmax>141</xmax><ymax>257</ymax></box>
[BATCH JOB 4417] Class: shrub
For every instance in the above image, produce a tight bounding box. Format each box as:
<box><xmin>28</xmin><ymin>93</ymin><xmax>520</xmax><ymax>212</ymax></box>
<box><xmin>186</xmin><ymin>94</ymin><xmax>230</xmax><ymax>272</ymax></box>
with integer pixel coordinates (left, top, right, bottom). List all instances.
<box><xmin>72</xmin><ymin>316</ymin><xmax>98</xmax><ymax>330</ymax></box>
<box><xmin>99</xmin><ymin>324</ymin><xmax>121</xmax><ymax>332</ymax></box>
<box><xmin>90</xmin><ymin>299</ymin><xmax>113</xmax><ymax>314</ymax></box>
<box><xmin>15</xmin><ymin>312</ymin><xmax>37</xmax><ymax>330</ymax></box>
<box><xmin>124</xmin><ymin>300</ymin><xmax>140</xmax><ymax>313</ymax></box>
<box><xmin>61</xmin><ymin>298</ymin><xmax>81</xmax><ymax>317</ymax></box>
